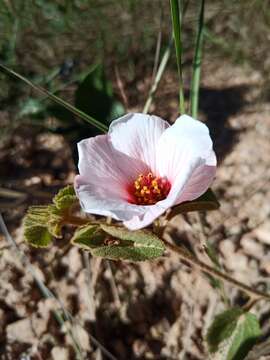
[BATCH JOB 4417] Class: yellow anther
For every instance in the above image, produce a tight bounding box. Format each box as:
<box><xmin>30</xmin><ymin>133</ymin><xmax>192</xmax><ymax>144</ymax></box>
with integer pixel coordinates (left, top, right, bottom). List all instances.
<box><xmin>131</xmin><ymin>172</ymin><xmax>171</xmax><ymax>206</ymax></box>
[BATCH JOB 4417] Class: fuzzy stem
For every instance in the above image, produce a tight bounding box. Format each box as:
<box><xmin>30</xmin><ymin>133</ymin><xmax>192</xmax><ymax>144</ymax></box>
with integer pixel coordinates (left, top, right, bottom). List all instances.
<box><xmin>64</xmin><ymin>215</ymin><xmax>92</xmax><ymax>227</ymax></box>
<box><xmin>162</xmin><ymin>237</ymin><xmax>270</xmax><ymax>301</ymax></box>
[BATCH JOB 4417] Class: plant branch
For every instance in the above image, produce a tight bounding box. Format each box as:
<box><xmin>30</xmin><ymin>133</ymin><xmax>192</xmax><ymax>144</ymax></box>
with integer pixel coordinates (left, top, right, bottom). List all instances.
<box><xmin>162</xmin><ymin>237</ymin><xmax>270</xmax><ymax>301</ymax></box>
<box><xmin>64</xmin><ymin>214</ymin><xmax>92</xmax><ymax>227</ymax></box>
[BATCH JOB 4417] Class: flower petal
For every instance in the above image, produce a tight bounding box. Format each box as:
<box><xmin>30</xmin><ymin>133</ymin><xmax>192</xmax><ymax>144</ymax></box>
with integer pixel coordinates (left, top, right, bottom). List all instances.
<box><xmin>124</xmin><ymin>203</ymin><xmax>167</xmax><ymax>230</ymax></box>
<box><xmin>75</xmin><ymin>175</ymin><xmax>147</xmax><ymax>221</ymax></box>
<box><xmin>156</xmin><ymin>114</ymin><xmax>216</xmax><ymax>205</ymax></box>
<box><xmin>75</xmin><ymin>134</ymin><xmax>149</xmax><ymax>220</ymax></box>
<box><xmin>108</xmin><ymin>113</ymin><xmax>169</xmax><ymax>174</ymax></box>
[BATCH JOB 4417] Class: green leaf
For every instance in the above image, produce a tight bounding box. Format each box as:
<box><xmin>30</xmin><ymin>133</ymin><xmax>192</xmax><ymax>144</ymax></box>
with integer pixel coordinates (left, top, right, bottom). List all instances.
<box><xmin>168</xmin><ymin>188</ymin><xmax>220</xmax><ymax>219</ymax></box>
<box><xmin>71</xmin><ymin>224</ymin><xmax>165</xmax><ymax>262</ymax></box>
<box><xmin>53</xmin><ymin>185</ymin><xmax>77</xmax><ymax>211</ymax></box>
<box><xmin>75</xmin><ymin>65</ymin><xmax>124</xmax><ymax>124</ymax></box>
<box><xmin>23</xmin><ymin>206</ymin><xmax>50</xmax><ymax>227</ymax></box>
<box><xmin>23</xmin><ymin>205</ymin><xmax>55</xmax><ymax>246</ymax></box>
<box><xmin>23</xmin><ymin>204</ymin><xmax>65</xmax><ymax>245</ymax></box>
<box><xmin>71</xmin><ymin>224</ymin><xmax>107</xmax><ymax>250</ymax></box>
<box><xmin>207</xmin><ymin>309</ymin><xmax>261</xmax><ymax>360</ymax></box>
<box><xmin>207</xmin><ymin>308</ymin><xmax>244</xmax><ymax>354</ymax></box>
<box><xmin>99</xmin><ymin>224</ymin><xmax>165</xmax><ymax>261</ymax></box>
<box><xmin>24</xmin><ymin>225</ymin><xmax>52</xmax><ymax>248</ymax></box>
<box><xmin>227</xmin><ymin>313</ymin><xmax>261</xmax><ymax>360</ymax></box>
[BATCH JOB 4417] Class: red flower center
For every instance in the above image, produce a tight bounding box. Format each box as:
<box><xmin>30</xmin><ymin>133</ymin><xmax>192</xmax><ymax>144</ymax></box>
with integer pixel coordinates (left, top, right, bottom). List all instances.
<box><xmin>129</xmin><ymin>172</ymin><xmax>171</xmax><ymax>205</ymax></box>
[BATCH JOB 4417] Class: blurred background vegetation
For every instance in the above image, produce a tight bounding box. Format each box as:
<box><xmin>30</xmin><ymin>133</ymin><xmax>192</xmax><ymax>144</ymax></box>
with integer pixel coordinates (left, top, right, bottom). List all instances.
<box><xmin>1</xmin><ymin>0</ymin><xmax>269</xmax><ymax>148</ymax></box>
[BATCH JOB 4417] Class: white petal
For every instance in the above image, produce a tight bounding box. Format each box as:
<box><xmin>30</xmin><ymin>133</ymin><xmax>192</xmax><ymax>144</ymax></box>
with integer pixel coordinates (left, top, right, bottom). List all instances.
<box><xmin>76</xmin><ymin>134</ymin><xmax>149</xmax><ymax>220</ymax></box>
<box><xmin>124</xmin><ymin>203</ymin><xmax>167</xmax><ymax>230</ymax></box>
<box><xmin>156</xmin><ymin>114</ymin><xmax>216</xmax><ymax>205</ymax></box>
<box><xmin>75</xmin><ymin>176</ymin><xmax>147</xmax><ymax>221</ymax></box>
<box><xmin>108</xmin><ymin>113</ymin><xmax>169</xmax><ymax>174</ymax></box>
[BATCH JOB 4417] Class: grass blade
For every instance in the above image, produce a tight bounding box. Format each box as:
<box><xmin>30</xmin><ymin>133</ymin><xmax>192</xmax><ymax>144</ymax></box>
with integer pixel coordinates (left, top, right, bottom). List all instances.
<box><xmin>190</xmin><ymin>0</ymin><xmax>205</xmax><ymax>118</ymax></box>
<box><xmin>0</xmin><ymin>63</ymin><xmax>108</xmax><ymax>133</ymax></box>
<box><xmin>143</xmin><ymin>38</ymin><xmax>172</xmax><ymax>114</ymax></box>
<box><xmin>170</xmin><ymin>0</ymin><xmax>185</xmax><ymax>114</ymax></box>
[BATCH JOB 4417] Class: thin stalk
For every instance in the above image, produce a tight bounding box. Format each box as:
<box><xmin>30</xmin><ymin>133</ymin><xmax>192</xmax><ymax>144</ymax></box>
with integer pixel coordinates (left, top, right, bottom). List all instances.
<box><xmin>190</xmin><ymin>0</ymin><xmax>205</xmax><ymax>118</ymax></box>
<box><xmin>151</xmin><ymin>5</ymin><xmax>163</xmax><ymax>82</ymax></box>
<box><xmin>162</xmin><ymin>237</ymin><xmax>270</xmax><ymax>301</ymax></box>
<box><xmin>143</xmin><ymin>38</ymin><xmax>172</xmax><ymax>114</ymax></box>
<box><xmin>0</xmin><ymin>63</ymin><xmax>108</xmax><ymax>133</ymax></box>
<box><xmin>170</xmin><ymin>0</ymin><xmax>186</xmax><ymax>114</ymax></box>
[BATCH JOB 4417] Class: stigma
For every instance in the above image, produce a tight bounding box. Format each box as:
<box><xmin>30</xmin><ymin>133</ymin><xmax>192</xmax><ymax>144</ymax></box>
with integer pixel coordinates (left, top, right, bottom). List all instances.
<box><xmin>130</xmin><ymin>172</ymin><xmax>171</xmax><ymax>205</ymax></box>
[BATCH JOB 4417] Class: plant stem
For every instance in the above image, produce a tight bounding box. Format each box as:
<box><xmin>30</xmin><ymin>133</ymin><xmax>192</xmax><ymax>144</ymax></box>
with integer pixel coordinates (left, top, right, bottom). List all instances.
<box><xmin>170</xmin><ymin>0</ymin><xmax>186</xmax><ymax>114</ymax></box>
<box><xmin>162</xmin><ymin>237</ymin><xmax>270</xmax><ymax>301</ymax></box>
<box><xmin>190</xmin><ymin>0</ymin><xmax>205</xmax><ymax>118</ymax></box>
<box><xmin>143</xmin><ymin>38</ymin><xmax>172</xmax><ymax>114</ymax></box>
<box><xmin>65</xmin><ymin>214</ymin><xmax>91</xmax><ymax>227</ymax></box>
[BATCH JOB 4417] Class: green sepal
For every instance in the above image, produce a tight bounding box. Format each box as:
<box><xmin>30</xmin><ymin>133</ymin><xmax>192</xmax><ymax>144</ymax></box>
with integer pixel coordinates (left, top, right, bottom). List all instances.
<box><xmin>168</xmin><ymin>188</ymin><xmax>220</xmax><ymax>219</ymax></box>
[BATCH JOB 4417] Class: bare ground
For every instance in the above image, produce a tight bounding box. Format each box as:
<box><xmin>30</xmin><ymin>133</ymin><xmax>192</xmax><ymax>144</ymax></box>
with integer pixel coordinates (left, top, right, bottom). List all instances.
<box><xmin>1</xmin><ymin>60</ymin><xmax>270</xmax><ymax>359</ymax></box>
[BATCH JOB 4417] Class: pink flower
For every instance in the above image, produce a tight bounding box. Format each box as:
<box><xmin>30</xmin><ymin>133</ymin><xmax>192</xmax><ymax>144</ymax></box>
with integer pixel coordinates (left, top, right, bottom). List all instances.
<box><xmin>75</xmin><ymin>113</ymin><xmax>216</xmax><ymax>230</ymax></box>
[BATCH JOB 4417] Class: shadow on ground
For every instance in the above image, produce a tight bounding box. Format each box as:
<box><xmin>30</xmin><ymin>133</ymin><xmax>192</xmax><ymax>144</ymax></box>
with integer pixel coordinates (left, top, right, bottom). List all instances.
<box><xmin>199</xmin><ymin>84</ymin><xmax>249</xmax><ymax>161</ymax></box>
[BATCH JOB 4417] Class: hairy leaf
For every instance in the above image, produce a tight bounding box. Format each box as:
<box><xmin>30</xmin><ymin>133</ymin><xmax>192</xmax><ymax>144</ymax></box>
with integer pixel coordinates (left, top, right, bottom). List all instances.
<box><xmin>207</xmin><ymin>308</ymin><xmax>244</xmax><ymax>353</ymax></box>
<box><xmin>24</xmin><ymin>225</ymin><xmax>52</xmax><ymax>248</ymax></box>
<box><xmin>71</xmin><ymin>224</ymin><xmax>165</xmax><ymax>261</ymax></box>
<box><xmin>226</xmin><ymin>313</ymin><xmax>261</xmax><ymax>360</ymax></box>
<box><xmin>207</xmin><ymin>309</ymin><xmax>261</xmax><ymax>360</ymax></box>
<box><xmin>53</xmin><ymin>185</ymin><xmax>77</xmax><ymax>210</ymax></box>
<box><xmin>98</xmin><ymin>224</ymin><xmax>165</xmax><ymax>261</ymax></box>
<box><xmin>23</xmin><ymin>195</ymin><xmax>72</xmax><ymax>246</ymax></box>
<box><xmin>71</xmin><ymin>224</ymin><xmax>107</xmax><ymax>250</ymax></box>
